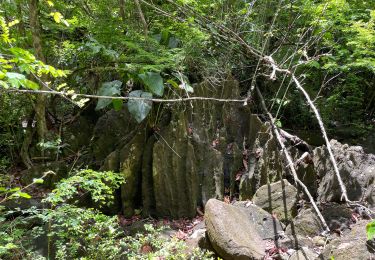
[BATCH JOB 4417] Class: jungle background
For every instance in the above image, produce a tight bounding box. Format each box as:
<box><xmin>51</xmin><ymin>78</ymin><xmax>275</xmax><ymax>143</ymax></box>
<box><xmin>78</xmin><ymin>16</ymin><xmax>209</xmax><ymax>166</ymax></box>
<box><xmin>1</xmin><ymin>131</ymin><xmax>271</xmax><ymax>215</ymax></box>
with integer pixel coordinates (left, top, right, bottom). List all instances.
<box><xmin>0</xmin><ymin>0</ymin><xmax>374</xmax><ymax>259</ymax></box>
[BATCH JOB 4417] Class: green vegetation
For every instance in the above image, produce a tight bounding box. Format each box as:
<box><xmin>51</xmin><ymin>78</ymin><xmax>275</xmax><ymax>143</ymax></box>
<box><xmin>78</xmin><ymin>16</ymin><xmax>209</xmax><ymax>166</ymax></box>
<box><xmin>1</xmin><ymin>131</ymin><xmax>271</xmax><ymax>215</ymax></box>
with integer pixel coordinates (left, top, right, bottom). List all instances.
<box><xmin>0</xmin><ymin>0</ymin><xmax>374</xmax><ymax>259</ymax></box>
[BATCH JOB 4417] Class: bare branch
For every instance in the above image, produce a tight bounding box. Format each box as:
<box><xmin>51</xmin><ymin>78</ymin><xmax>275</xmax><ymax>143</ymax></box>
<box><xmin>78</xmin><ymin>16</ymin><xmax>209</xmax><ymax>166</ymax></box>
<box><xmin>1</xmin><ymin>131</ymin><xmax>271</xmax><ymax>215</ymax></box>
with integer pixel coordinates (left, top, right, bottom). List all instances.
<box><xmin>255</xmin><ymin>86</ymin><xmax>330</xmax><ymax>234</ymax></box>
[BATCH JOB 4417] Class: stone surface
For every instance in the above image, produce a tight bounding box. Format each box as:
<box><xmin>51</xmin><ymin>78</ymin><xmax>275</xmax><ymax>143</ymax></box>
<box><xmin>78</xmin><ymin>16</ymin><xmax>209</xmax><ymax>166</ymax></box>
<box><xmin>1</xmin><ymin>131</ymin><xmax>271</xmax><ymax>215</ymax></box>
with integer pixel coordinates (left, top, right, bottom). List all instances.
<box><xmin>91</xmin><ymin>108</ymin><xmax>138</xmax><ymax>164</ymax></box>
<box><xmin>119</xmin><ymin>131</ymin><xmax>146</xmax><ymax>217</ymax></box>
<box><xmin>253</xmin><ymin>179</ymin><xmax>298</xmax><ymax>223</ymax></box>
<box><xmin>319</xmin><ymin>220</ymin><xmax>374</xmax><ymax>260</ymax></box>
<box><xmin>205</xmin><ymin>199</ymin><xmax>285</xmax><ymax>259</ymax></box>
<box><xmin>20</xmin><ymin>161</ymin><xmax>68</xmax><ymax>188</ymax></box>
<box><xmin>285</xmin><ymin>208</ymin><xmax>324</xmax><ymax>238</ymax></box>
<box><xmin>286</xmin><ymin>204</ymin><xmax>353</xmax><ymax>238</ymax></box>
<box><xmin>289</xmin><ymin>247</ymin><xmax>318</xmax><ymax>260</ymax></box>
<box><xmin>152</xmin><ymin>113</ymin><xmax>199</xmax><ymax>218</ymax></box>
<box><xmin>233</xmin><ymin>201</ymin><xmax>284</xmax><ymax>239</ymax></box>
<box><xmin>314</xmin><ymin>139</ymin><xmax>375</xmax><ymax>206</ymax></box>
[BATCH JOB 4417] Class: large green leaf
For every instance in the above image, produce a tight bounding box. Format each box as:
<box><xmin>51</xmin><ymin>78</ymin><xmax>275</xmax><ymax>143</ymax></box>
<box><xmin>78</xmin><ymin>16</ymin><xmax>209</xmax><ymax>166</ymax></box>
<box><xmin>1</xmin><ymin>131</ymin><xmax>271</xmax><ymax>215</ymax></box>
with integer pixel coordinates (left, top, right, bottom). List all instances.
<box><xmin>138</xmin><ymin>72</ymin><xmax>164</xmax><ymax>96</ymax></box>
<box><xmin>95</xmin><ymin>80</ymin><xmax>122</xmax><ymax>110</ymax></box>
<box><xmin>127</xmin><ymin>90</ymin><xmax>152</xmax><ymax>123</ymax></box>
<box><xmin>366</xmin><ymin>220</ymin><xmax>375</xmax><ymax>240</ymax></box>
<box><xmin>6</xmin><ymin>72</ymin><xmax>25</xmax><ymax>88</ymax></box>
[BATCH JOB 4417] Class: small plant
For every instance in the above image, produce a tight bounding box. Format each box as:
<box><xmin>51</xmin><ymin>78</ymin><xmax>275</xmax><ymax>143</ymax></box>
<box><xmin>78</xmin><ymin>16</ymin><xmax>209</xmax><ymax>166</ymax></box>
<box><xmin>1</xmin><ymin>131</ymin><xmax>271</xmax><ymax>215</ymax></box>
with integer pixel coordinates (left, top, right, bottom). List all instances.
<box><xmin>44</xmin><ymin>169</ymin><xmax>125</xmax><ymax>207</ymax></box>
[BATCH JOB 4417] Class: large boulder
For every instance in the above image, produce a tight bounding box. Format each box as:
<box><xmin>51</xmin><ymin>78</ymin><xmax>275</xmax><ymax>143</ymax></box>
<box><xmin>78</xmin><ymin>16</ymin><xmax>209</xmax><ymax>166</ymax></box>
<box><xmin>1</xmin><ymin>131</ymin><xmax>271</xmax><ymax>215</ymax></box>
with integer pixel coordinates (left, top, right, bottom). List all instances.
<box><xmin>319</xmin><ymin>220</ymin><xmax>373</xmax><ymax>260</ymax></box>
<box><xmin>205</xmin><ymin>199</ymin><xmax>284</xmax><ymax>259</ymax></box>
<box><xmin>253</xmin><ymin>179</ymin><xmax>298</xmax><ymax>223</ymax></box>
<box><xmin>314</xmin><ymin>140</ymin><xmax>375</xmax><ymax>206</ymax></box>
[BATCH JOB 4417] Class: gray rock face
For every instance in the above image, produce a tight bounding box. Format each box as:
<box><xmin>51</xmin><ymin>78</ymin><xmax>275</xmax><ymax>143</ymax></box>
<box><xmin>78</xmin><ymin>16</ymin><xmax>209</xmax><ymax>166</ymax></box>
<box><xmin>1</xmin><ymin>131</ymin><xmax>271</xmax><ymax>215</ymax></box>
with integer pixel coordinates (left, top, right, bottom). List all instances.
<box><xmin>205</xmin><ymin>199</ymin><xmax>284</xmax><ymax>259</ymax></box>
<box><xmin>285</xmin><ymin>208</ymin><xmax>324</xmax><ymax>239</ymax></box>
<box><xmin>285</xmin><ymin>204</ymin><xmax>353</xmax><ymax>238</ymax></box>
<box><xmin>152</xmin><ymin>113</ymin><xmax>199</xmax><ymax>218</ymax></box>
<box><xmin>314</xmin><ymin>140</ymin><xmax>375</xmax><ymax>206</ymax></box>
<box><xmin>319</xmin><ymin>220</ymin><xmax>373</xmax><ymax>260</ymax></box>
<box><xmin>289</xmin><ymin>247</ymin><xmax>318</xmax><ymax>260</ymax></box>
<box><xmin>252</xmin><ymin>179</ymin><xmax>298</xmax><ymax>223</ymax></box>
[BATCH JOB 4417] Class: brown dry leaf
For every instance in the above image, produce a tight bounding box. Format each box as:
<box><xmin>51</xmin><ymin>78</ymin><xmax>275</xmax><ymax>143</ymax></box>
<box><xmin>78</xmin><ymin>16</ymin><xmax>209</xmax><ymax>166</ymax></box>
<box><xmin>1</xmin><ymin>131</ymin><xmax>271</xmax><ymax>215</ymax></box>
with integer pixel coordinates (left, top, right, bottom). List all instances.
<box><xmin>140</xmin><ymin>244</ymin><xmax>153</xmax><ymax>254</ymax></box>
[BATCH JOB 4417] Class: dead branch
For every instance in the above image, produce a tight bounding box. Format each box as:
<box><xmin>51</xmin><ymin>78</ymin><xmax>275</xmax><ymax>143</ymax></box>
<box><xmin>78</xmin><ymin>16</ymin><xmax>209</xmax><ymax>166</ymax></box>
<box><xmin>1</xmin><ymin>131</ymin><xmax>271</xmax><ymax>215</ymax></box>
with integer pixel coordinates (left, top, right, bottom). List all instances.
<box><xmin>256</xmin><ymin>86</ymin><xmax>330</xmax><ymax>234</ymax></box>
<box><xmin>291</xmin><ymin>74</ymin><xmax>349</xmax><ymax>202</ymax></box>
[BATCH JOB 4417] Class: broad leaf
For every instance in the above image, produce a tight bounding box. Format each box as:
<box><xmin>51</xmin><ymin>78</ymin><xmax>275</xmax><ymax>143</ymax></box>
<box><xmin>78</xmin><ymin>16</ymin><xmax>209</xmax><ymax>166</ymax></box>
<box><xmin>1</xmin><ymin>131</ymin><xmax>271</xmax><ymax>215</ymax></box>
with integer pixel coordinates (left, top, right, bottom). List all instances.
<box><xmin>6</xmin><ymin>72</ymin><xmax>25</xmax><ymax>88</ymax></box>
<box><xmin>22</xmin><ymin>79</ymin><xmax>39</xmax><ymax>90</ymax></box>
<box><xmin>127</xmin><ymin>90</ymin><xmax>152</xmax><ymax>123</ymax></box>
<box><xmin>366</xmin><ymin>220</ymin><xmax>375</xmax><ymax>240</ymax></box>
<box><xmin>95</xmin><ymin>80</ymin><xmax>122</xmax><ymax>110</ymax></box>
<box><xmin>138</xmin><ymin>72</ymin><xmax>164</xmax><ymax>96</ymax></box>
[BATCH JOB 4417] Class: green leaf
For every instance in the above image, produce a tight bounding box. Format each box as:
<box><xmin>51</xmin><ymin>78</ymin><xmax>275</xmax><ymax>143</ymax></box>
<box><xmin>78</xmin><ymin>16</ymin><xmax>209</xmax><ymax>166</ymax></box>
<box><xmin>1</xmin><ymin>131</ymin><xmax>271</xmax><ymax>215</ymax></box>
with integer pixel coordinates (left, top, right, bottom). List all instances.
<box><xmin>366</xmin><ymin>220</ymin><xmax>375</xmax><ymax>240</ymax></box>
<box><xmin>0</xmin><ymin>80</ymin><xmax>9</xmax><ymax>89</ymax></box>
<box><xmin>51</xmin><ymin>12</ymin><xmax>63</xmax><ymax>23</ymax></box>
<box><xmin>12</xmin><ymin>192</ymin><xmax>31</xmax><ymax>199</ymax></box>
<box><xmin>21</xmin><ymin>79</ymin><xmax>39</xmax><ymax>90</ymax></box>
<box><xmin>6</xmin><ymin>72</ymin><xmax>25</xmax><ymax>88</ymax></box>
<box><xmin>138</xmin><ymin>72</ymin><xmax>164</xmax><ymax>97</ymax></box>
<box><xmin>95</xmin><ymin>80</ymin><xmax>122</xmax><ymax>110</ymax></box>
<box><xmin>127</xmin><ymin>90</ymin><xmax>152</xmax><ymax>123</ymax></box>
<box><xmin>33</xmin><ymin>178</ymin><xmax>44</xmax><ymax>184</ymax></box>
<box><xmin>112</xmin><ymin>99</ymin><xmax>123</xmax><ymax>111</ymax></box>
<box><xmin>275</xmin><ymin>119</ymin><xmax>282</xmax><ymax>128</ymax></box>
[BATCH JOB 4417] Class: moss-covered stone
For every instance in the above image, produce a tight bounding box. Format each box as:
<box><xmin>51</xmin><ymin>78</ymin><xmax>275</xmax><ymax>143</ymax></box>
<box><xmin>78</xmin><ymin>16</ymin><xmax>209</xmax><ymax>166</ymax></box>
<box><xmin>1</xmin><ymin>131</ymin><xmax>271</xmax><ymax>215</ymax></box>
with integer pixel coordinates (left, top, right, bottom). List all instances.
<box><xmin>119</xmin><ymin>130</ymin><xmax>146</xmax><ymax>217</ymax></box>
<box><xmin>153</xmin><ymin>113</ymin><xmax>199</xmax><ymax>218</ymax></box>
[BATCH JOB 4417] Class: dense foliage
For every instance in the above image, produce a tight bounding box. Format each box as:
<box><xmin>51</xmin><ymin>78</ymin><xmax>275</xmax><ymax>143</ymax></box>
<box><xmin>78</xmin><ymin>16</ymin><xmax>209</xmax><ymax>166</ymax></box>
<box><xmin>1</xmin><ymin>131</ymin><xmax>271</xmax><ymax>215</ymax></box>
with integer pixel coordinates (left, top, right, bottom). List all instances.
<box><xmin>0</xmin><ymin>0</ymin><xmax>374</xmax><ymax>259</ymax></box>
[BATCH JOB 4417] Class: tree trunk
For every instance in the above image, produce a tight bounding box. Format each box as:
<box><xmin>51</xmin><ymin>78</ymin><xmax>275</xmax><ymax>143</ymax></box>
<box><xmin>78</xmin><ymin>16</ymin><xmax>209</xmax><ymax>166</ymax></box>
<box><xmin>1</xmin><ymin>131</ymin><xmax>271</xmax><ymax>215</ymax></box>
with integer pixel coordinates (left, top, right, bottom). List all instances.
<box><xmin>134</xmin><ymin>0</ymin><xmax>148</xmax><ymax>36</ymax></box>
<box><xmin>29</xmin><ymin>0</ymin><xmax>48</xmax><ymax>142</ymax></box>
<box><xmin>119</xmin><ymin>0</ymin><xmax>126</xmax><ymax>21</ymax></box>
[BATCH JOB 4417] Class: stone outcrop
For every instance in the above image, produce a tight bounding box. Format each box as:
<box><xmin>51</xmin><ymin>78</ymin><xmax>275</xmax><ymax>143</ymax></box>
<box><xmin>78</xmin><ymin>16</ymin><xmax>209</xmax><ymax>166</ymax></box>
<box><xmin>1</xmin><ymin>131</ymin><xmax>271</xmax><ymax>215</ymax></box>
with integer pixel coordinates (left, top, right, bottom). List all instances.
<box><xmin>314</xmin><ymin>139</ymin><xmax>375</xmax><ymax>206</ymax></box>
<box><xmin>319</xmin><ymin>220</ymin><xmax>373</xmax><ymax>260</ymax></box>
<box><xmin>119</xmin><ymin>131</ymin><xmax>146</xmax><ymax>218</ymax></box>
<box><xmin>152</xmin><ymin>113</ymin><xmax>199</xmax><ymax>218</ymax></box>
<box><xmin>205</xmin><ymin>199</ymin><xmax>284</xmax><ymax>259</ymax></box>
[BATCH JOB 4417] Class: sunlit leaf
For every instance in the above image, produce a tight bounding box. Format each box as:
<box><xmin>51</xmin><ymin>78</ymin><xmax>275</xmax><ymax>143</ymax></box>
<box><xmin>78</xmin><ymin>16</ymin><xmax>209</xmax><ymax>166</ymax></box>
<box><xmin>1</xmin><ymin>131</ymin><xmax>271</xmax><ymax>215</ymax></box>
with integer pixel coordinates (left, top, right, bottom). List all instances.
<box><xmin>33</xmin><ymin>178</ymin><xmax>44</xmax><ymax>184</ymax></box>
<box><xmin>366</xmin><ymin>220</ymin><xmax>375</xmax><ymax>240</ymax></box>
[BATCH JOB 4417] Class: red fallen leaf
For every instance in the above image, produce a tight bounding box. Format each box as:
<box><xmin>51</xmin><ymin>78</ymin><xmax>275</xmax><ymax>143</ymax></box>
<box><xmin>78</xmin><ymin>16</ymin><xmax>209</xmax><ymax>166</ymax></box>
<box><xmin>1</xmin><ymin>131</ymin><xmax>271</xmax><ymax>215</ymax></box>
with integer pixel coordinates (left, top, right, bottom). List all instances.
<box><xmin>235</xmin><ymin>172</ymin><xmax>243</xmax><ymax>181</ymax></box>
<box><xmin>272</xmin><ymin>212</ymin><xmax>278</xmax><ymax>219</ymax></box>
<box><xmin>175</xmin><ymin>229</ymin><xmax>188</xmax><ymax>240</ymax></box>
<box><xmin>224</xmin><ymin>196</ymin><xmax>231</xmax><ymax>204</ymax></box>
<box><xmin>140</xmin><ymin>243</ymin><xmax>153</xmax><ymax>254</ymax></box>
